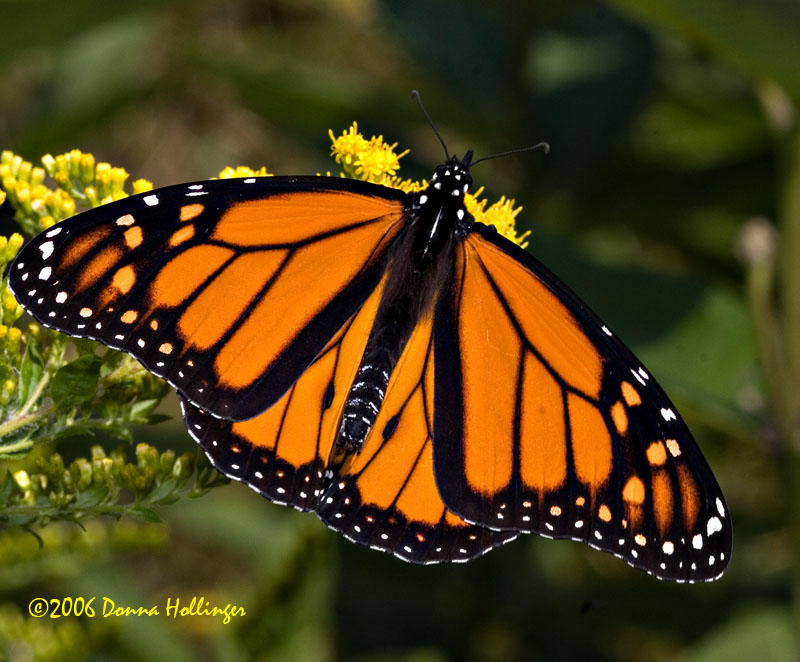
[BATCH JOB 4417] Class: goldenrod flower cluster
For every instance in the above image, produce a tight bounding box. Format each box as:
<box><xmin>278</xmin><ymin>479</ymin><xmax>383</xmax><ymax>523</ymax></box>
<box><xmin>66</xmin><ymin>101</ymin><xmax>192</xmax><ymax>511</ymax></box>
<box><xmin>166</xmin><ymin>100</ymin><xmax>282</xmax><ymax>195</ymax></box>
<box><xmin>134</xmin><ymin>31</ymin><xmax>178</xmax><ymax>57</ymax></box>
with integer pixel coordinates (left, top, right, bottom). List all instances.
<box><xmin>217</xmin><ymin>165</ymin><xmax>272</xmax><ymax>179</ymax></box>
<box><xmin>328</xmin><ymin>123</ymin><xmax>529</xmax><ymax>247</ymax></box>
<box><xmin>0</xmin><ymin>149</ymin><xmax>153</xmax><ymax>237</ymax></box>
<box><xmin>0</xmin><ymin>234</ymin><xmax>25</xmax><ymax>406</ymax></box>
<box><xmin>465</xmin><ymin>188</ymin><xmax>531</xmax><ymax>249</ymax></box>
<box><xmin>1</xmin><ymin>150</ymin><xmax>72</xmax><ymax>235</ymax></box>
<box><xmin>41</xmin><ymin>149</ymin><xmax>153</xmax><ymax>208</ymax></box>
<box><xmin>329</xmin><ymin>122</ymin><xmax>417</xmax><ymax>188</ymax></box>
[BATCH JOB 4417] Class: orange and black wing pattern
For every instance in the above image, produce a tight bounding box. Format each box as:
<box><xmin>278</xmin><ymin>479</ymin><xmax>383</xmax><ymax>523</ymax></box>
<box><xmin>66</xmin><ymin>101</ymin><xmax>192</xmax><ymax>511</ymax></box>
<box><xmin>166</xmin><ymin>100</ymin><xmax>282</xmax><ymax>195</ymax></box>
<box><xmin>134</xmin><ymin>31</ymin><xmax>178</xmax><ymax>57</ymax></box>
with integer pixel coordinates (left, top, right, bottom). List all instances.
<box><xmin>315</xmin><ymin>306</ymin><xmax>517</xmax><ymax>563</ymax></box>
<box><xmin>180</xmin><ymin>278</ymin><xmax>387</xmax><ymax>510</ymax></box>
<box><xmin>431</xmin><ymin>223</ymin><xmax>731</xmax><ymax>582</ymax></box>
<box><xmin>8</xmin><ymin>177</ymin><xmax>405</xmax><ymax>420</ymax></box>
<box><xmin>183</xmin><ymin>280</ymin><xmax>515</xmax><ymax>562</ymax></box>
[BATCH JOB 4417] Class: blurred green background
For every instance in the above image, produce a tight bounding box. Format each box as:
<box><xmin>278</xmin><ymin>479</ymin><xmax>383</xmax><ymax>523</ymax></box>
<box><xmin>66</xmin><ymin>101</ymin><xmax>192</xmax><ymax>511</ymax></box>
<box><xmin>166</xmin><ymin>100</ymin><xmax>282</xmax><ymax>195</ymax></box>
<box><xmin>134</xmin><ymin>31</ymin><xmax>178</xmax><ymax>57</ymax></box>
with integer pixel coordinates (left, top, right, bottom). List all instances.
<box><xmin>1</xmin><ymin>0</ymin><xmax>800</xmax><ymax>659</ymax></box>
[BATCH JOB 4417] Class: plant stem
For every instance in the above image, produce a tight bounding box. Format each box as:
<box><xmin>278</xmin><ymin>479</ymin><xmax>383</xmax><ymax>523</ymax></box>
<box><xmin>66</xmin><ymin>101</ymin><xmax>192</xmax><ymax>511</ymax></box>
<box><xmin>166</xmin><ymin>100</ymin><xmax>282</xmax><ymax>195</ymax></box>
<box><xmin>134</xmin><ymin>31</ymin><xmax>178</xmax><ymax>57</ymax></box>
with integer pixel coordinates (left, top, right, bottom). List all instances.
<box><xmin>776</xmin><ymin>115</ymin><xmax>800</xmax><ymax>640</ymax></box>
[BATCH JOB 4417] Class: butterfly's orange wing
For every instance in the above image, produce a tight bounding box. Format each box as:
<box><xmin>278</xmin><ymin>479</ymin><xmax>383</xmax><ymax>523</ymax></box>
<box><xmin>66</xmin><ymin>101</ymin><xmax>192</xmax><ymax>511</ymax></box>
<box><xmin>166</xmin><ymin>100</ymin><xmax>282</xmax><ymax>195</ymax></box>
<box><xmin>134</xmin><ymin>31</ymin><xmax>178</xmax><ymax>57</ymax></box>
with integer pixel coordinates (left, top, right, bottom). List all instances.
<box><xmin>181</xmin><ymin>278</ymin><xmax>387</xmax><ymax>509</ymax></box>
<box><xmin>183</xmin><ymin>277</ymin><xmax>515</xmax><ymax>562</ymax></box>
<box><xmin>9</xmin><ymin>178</ymin><xmax>405</xmax><ymax>419</ymax></box>
<box><xmin>431</xmin><ymin>224</ymin><xmax>731</xmax><ymax>582</ymax></box>
<box><xmin>316</xmin><ymin>306</ymin><xmax>517</xmax><ymax>563</ymax></box>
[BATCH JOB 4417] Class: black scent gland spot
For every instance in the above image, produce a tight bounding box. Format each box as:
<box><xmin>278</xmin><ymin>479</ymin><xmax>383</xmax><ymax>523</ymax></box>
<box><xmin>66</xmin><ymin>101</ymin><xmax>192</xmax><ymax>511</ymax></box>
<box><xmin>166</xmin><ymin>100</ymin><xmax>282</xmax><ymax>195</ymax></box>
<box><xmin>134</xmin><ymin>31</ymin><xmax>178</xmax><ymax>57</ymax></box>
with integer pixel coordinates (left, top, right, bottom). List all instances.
<box><xmin>383</xmin><ymin>414</ymin><xmax>400</xmax><ymax>441</ymax></box>
<box><xmin>322</xmin><ymin>381</ymin><xmax>335</xmax><ymax>410</ymax></box>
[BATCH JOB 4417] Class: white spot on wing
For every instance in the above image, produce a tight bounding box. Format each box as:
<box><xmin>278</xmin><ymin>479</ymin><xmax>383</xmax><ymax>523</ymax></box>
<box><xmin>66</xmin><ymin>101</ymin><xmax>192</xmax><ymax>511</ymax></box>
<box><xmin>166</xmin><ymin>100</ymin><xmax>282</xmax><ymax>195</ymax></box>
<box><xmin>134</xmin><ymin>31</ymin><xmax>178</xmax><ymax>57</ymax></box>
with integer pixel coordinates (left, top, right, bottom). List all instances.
<box><xmin>661</xmin><ymin>407</ymin><xmax>677</xmax><ymax>422</ymax></box>
<box><xmin>39</xmin><ymin>241</ymin><xmax>54</xmax><ymax>260</ymax></box>
<box><xmin>143</xmin><ymin>194</ymin><xmax>159</xmax><ymax>206</ymax></box>
<box><xmin>38</xmin><ymin>266</ymin><xmax>52</xmax><ymax>280</ymax></box>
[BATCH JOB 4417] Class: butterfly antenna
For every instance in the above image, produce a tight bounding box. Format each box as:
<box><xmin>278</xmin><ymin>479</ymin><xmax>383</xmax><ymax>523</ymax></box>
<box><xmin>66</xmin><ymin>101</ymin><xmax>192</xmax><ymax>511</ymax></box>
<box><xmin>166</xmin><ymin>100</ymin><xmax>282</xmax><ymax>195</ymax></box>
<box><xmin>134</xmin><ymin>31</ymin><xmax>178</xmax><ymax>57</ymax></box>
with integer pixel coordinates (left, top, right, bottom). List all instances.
<box><xmin>411</xmin><ymin>90</ymin><xmax>450</xmax><ymax>160</ymax></box>
<box><xmin>471</xmin><ymin>142</ymin><xmax>550</xmax><ymax>166</ymax></box>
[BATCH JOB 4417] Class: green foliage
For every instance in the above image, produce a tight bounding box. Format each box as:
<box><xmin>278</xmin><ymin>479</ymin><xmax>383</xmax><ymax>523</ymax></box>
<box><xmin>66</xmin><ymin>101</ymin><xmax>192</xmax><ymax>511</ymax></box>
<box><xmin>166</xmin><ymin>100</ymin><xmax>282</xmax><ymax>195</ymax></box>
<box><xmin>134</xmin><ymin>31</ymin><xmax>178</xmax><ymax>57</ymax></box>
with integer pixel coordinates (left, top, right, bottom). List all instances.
<box><xmin>0</xmin><ymin>443</ymin><xmax>226</xmax><ymax>528</ymax></box>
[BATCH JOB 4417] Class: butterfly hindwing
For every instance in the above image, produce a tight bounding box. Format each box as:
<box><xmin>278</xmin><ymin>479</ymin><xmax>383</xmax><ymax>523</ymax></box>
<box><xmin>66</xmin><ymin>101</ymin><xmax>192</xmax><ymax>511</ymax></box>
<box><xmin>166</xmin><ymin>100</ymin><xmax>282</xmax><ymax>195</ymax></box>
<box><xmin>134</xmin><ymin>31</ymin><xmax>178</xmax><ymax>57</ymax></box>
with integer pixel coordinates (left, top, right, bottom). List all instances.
<box><xmin>8</xmin><ymin>177</ymin><xmax>406</xmax><ymax>420</ymax></box>
<box><xmin>316</xmin><ymin>307</ymin><xmax>517</xmax><ymax>563</ymax></box>
<box><xmin>431</xmin><ymin>223</ymin><xmax>731</xmax><ymax>581</ymax></box>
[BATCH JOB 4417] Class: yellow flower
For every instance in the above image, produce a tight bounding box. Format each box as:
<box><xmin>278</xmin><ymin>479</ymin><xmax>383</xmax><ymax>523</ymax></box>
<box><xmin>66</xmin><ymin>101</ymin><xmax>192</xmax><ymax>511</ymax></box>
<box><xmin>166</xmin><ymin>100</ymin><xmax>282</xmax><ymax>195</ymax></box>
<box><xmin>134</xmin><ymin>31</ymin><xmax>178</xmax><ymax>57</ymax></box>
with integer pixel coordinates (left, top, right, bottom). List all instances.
<box><xmin>375</xmin><ymin>174</ymin><xmax>428</xmax><ymax>194</ymax></box>
<box><xmin>217</xmin><ymin>165</ymin><xmax>272</xmax><ymax>179</ymax></box>
<box><xmin>329</xmin><ymin>124</ymin><xmax>530</xmax><ymax>248</ymax></box>
<box><xmin>132</xmin><ymin>178</ymin><xmax>154</xmax><ymax>194</ymax></box>
<box><xmin>465</xmin><ymin>188</ymin><xmax>530</xmax><ymax>249</ymax></box>
<box><xmin>329</xmin><ymin>122</ymin><xmax>370</xmax><ymax>170</ymax></box>
<box><xmin>329</xmin><ymin>123</ymin><xmax>409</xmax><ymax>184</ymax></box>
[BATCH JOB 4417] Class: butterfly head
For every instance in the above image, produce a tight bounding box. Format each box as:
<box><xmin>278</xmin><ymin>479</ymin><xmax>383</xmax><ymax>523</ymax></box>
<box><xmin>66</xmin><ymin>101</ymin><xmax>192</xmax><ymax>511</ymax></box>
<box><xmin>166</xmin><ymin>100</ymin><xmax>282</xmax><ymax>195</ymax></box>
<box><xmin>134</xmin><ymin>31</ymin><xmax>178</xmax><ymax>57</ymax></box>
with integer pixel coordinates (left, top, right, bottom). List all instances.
<box><xmin>430</xmin><ymin>151</ymin><xmax>473</xmax><ymax>200</ymax></box>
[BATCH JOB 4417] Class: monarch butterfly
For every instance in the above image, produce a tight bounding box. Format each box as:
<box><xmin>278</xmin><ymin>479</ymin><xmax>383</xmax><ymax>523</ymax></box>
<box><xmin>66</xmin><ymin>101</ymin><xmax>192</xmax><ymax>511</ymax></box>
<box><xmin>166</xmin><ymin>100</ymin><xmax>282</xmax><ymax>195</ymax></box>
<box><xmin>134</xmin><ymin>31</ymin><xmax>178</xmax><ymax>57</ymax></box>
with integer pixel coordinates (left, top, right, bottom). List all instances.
<box><xmin>7</xmin><ymin>126</ymin><xmax>731</xmax><ymax>583</ymax></box>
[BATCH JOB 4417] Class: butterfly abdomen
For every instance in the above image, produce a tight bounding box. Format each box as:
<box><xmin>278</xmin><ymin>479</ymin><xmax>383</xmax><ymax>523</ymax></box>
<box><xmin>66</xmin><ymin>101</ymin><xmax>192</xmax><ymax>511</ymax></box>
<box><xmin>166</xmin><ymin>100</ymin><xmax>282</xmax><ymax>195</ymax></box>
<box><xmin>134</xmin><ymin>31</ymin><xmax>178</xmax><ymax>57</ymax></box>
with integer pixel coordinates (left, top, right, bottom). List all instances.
<box><xmin>336</xmin><ymin>264</ymin><xmax>425</xmax><ymax>453</ymax></box>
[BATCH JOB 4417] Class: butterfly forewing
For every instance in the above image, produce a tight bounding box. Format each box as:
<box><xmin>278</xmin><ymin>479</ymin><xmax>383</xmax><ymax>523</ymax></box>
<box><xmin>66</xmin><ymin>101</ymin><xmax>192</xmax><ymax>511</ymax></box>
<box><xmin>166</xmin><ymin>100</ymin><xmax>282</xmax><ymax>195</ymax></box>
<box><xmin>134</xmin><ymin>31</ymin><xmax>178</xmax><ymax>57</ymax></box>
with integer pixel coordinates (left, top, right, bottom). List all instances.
<box><xmin>431</xmin><ymin>224</ymin><xmax>731</xmax><ymax>581</ymax></box>
<box><xmin>9</xmin><ymin>178</ymin><xmax>405</xmax><ymax>420</ymax></box>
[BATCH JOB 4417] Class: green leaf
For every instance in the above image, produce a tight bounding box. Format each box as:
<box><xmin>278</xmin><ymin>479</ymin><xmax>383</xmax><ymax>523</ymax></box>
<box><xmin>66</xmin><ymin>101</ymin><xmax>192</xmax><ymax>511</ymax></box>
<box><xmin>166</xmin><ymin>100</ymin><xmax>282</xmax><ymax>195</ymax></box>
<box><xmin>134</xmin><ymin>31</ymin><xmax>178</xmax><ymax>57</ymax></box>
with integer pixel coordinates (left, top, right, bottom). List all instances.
<box><xmin>6</xmin><ymin>513</ymin><xmax>37</xmax><ymax>526</ymax></box>
<box><xmin>51</xmin><ymin>354</ymin><xmax>102</xmax><ymax>407</ymax></box>
<box><xmin>145</xmin><ymin>477</ymin><xmax>180</xmax><ymax>504</ymax></box>
<box><xmin>18</xmin><ymin>333</ymin><xmax>44</xmax><ymax>406</ymax></box>
<box><xmin>0</xmin><ymin>472</ymin><xmax>18</xmax><ymax>505</ymax></box>
<box><xmin>72</xmin><ymin>484</ymin><xmax>109</xmax><ymax>508</ymax></box>
<box><xmin>130</xmin><ymin>507</ymin><xmax>161</xmax><ymax>523</ymax></box>
<box><xmin>51</xmin><ymin>424</ymin><xmax>93</xmax><ymax>441</ymax></box>
<box><xmin>0</xmin><ymin>441</ymin><xmax>35</xmax><ymax>461</ymax></box>
<box><xmin>128</xmin><ymin>398</ymin><xmax>160</xmax><ymax>422</ymax></box>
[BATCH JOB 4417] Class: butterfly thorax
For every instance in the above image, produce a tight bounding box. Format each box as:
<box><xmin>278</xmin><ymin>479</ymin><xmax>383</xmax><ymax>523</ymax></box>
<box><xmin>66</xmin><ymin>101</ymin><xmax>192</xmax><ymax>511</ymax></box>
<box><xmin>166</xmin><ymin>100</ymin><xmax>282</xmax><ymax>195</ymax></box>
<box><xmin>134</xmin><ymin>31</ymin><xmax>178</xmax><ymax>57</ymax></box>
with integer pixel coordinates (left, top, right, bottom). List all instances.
<box><xmin>410</xmin><ymin>152</ymin><xmax>473</xmax><ymax>270</ymax></box>
<box><xmin>330</xmin><ymin>154</ymin><xmax>475</xmax><ymax>468</ymax></box>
